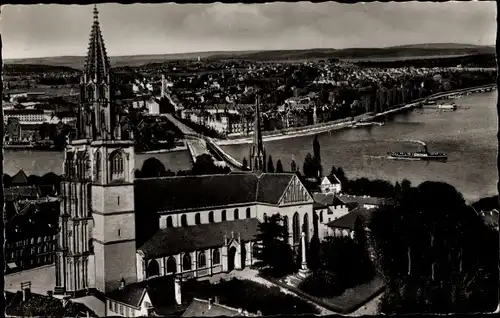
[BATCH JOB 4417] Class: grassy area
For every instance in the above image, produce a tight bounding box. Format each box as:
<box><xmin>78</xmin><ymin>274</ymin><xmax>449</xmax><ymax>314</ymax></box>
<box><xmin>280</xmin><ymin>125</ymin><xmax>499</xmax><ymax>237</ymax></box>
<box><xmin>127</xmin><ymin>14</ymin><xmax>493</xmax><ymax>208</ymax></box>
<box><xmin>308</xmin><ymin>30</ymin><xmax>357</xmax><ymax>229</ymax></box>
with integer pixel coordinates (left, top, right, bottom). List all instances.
<box><xmin>182</xmin><ymin>277</ymin><xmax>320</xmax><ymax>315</ymax></box>
<box><xmin>266</xmin><ymin>274</ymin><xmax>385</xmax><ymax>314</ymax></box>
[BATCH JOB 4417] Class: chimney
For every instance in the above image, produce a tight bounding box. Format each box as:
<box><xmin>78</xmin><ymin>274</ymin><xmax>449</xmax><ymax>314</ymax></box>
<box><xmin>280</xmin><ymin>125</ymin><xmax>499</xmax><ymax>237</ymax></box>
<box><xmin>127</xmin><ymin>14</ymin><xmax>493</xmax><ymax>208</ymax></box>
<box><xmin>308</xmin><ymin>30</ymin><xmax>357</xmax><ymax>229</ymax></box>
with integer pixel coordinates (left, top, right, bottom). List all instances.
<box><xmin>214</xmin><ymin>296</ymin><xmax>219</xmax><ymax>304</ymax></box>
<box><xmin>208</xmin><ymin>298</ymin><xmax>212</xmax><ymax>310</ymax></box>
<box><xmin>174</xmin><ymin>277</ymin><xmax>182</xmax><ymax>305</ymax></box>
<box><xmin>22</xmin><ymin>288</ymin><xmax>31</xmax><ymax>302</ymax></box>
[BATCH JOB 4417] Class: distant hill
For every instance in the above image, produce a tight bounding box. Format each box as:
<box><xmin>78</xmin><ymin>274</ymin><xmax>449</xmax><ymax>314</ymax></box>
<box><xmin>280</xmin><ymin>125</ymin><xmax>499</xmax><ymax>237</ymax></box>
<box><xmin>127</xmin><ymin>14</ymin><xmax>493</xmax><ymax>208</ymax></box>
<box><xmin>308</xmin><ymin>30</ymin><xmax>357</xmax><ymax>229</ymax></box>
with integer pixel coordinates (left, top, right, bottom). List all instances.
<box><xmin>4</xmin><ymin>43</ymin><xmax>495</xmax><ymax>70</ymax></box>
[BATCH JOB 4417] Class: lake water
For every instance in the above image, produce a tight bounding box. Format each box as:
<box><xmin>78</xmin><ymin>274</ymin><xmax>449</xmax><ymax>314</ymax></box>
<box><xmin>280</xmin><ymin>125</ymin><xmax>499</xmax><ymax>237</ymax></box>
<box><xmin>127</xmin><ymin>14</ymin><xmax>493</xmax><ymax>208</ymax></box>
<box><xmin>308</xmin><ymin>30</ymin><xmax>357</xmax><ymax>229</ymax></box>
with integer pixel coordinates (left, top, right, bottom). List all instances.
<box><xmin>4</xmin><ymin>91</ymin><xmax>497</xmax><ymax>202</ymax></box>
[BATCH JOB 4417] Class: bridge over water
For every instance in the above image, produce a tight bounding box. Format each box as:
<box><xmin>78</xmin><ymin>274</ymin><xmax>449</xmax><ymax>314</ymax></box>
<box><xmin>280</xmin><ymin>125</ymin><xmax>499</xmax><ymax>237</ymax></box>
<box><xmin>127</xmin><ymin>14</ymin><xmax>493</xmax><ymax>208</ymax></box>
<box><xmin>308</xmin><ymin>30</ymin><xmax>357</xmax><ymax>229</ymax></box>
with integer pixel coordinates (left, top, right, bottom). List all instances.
<box><xmin>163</xmin><ymin>113</ymin><xmax>246</xmax><ymax>171</ymax></box>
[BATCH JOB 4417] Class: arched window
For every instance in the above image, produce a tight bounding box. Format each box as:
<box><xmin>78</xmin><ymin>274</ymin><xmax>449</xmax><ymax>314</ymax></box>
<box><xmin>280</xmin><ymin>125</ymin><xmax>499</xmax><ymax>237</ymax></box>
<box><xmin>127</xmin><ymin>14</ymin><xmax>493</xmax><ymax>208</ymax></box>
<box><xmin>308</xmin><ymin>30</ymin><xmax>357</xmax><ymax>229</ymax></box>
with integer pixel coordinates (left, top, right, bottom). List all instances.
<box><xmin>221</xmin><ymin>210</ymin><xmax>227</xmax><ymax>221</ymax></box>
<box><xmin>195</xmin><ymin>213</ymin><xmax>201</xmax><ymax>225</ymax></box>
<box><xmin>181</xmin><ymin>214</ymin><xmax>188</xmax><ymax>227</ymax></box>
<box><xmin>246</xmin><ymin>208</ymin><xmax>251</xmax><ymax>219</ymax></box>
<box><xmin>303</xmin><ymin>213</ymin><xmax>309</xmax><ymax>242</ymax></box>
<box><xmin>166</xmin><ymin>257</ymin><xmax>176</xmax><ymax>273</ymax></box>
<box><xmin>109</xmin><ymin>151</ymin><xmax>125</xmax><ymax>181</ymax></box>
<box><xmin>147</xmin><ymin>259</ymin><xmax>160</xmax><ymax>278</ymax></box>
<box><xmin>293</xmin><ymin>212</ymin><xmax>300</xmax><ymax>244</ymax></box>
<box><xmin>283</xmin><ymin>216</ymin><xmax>289</xmax><ymax>239</ymax></box>
<box><xmin>263</xmin><ymin>213</ymin><xmax>268</xmax><ymax>223</ymax></box>
<box><xmin>166</xmin><ymin>216</ymin><xmax>173</xmax><ymax>228</ymax></box>
<box><xmin>213</xmin><ymin>249</ymin><xmax>221</xmax><ymax>265</ymax></box>
<box><xmin>209</xmin><ymin>211</ymin><xmax>214</xmax><ymax>223</ymax></box>
<box><xmin>198</xmin><ymin>251</ymin><xmax>207</xmax><ymax>268</ymax></box>
<box><xmin>183</xmin><ymin>254</ymin><xmax>192</xmax><ymax>271</ymax></box>
<box><xmin>94</xmin><ymin>151</ymin><xmax>101</xmax><ymax>182</ymax></box>
<box><xmin>234</xmin><ymin>209</ymin><xmax>239</xmax><ymax>220</ymax></box>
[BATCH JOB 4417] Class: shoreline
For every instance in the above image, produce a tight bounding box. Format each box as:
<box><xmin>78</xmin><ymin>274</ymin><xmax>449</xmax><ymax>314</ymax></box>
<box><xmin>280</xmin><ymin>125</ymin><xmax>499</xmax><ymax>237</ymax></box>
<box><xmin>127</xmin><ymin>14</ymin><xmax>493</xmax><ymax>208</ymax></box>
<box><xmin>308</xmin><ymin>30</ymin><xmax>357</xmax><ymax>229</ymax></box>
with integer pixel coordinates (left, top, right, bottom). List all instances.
<box><xmin>213</xmin><ymin>84</ymin><xmax>496</xmax><ymax>146</ymax></box>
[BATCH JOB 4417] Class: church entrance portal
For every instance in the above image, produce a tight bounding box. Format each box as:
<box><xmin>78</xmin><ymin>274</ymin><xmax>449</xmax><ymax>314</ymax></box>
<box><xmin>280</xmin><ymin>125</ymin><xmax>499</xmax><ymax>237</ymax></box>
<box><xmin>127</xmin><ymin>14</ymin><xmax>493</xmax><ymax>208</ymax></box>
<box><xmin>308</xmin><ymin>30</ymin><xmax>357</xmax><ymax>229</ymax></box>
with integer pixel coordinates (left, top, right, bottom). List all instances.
<box><xmin>228</xmin><ymin>247</ymin><xmax>237</xmax><ymax>271</ymax></box>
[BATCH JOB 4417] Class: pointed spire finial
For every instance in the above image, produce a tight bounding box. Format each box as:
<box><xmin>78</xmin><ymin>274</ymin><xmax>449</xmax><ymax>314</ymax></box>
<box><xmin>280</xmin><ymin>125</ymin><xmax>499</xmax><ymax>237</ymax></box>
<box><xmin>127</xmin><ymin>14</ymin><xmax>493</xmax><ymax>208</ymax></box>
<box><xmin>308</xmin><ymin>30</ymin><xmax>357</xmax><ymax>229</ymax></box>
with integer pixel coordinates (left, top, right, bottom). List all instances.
<box><xmin>93</xmin><ymin>5</ymin><xmax>99</xmax><ymax>20</ymax></box>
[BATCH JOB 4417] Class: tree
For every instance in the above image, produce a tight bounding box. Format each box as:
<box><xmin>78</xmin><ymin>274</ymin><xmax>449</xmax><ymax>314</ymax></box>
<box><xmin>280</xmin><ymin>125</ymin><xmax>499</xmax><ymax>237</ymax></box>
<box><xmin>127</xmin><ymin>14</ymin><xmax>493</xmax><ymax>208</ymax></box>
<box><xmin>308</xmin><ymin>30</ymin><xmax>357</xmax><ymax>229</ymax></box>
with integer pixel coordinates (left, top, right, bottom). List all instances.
<box><xmin>302</xmin><ymin>153</ymin><xmax>315</xmax><ymax>178</ymax></box>
<box><xmin>253</xmin><ymin>214</ymin><xmax>295</xmax><ymax>277</ymax></box>
<box><xmin>140</xmin><ymin>157</ymin><xmax>167</xmax><ymax>178</ymax></box>
<box><xmin>242</xmin><ymin>157</ymin><xmax>248</xmax><ymax>170</ymax></box>
<box><xmin>267</xmin><ymin>156</ymin><xmax>275</xmax><ymax>173</ymax></box>
<box><xmin>276</xmin><ymin>160</ymin><xmax>284</xmax><ymax>173</ymax></box>
<box><xmin>290</xmin><ymin>159</ymin><xmax>297</xmax><ymax>172</ymax></box>
<box><xmin>312</xmin><ymin>135</ymin><xmax>322</xmax><ymax>178</ymax></box>
<box><xmin>370</xmin><ymin>181</ymin><xmax>498</xmax><ymax>313</ymax></box>
<box><xmin>3</xmin><ymin>173</ymin><xmax>13</xmax><ymax>188</ymax></box>
<box><xmin>192</xmin><ymin>154</ymin><xmax>230</xmax><ymax>175</ymax></box>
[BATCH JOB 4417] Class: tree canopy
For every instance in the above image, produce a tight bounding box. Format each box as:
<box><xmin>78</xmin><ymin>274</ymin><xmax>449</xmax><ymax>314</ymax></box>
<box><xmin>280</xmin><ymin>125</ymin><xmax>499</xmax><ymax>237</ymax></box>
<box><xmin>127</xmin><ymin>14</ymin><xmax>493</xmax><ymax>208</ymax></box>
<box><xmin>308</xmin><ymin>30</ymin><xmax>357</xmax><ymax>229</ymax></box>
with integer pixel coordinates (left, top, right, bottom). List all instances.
<box><xmin>253</xmin><ymin>214</ymin><xmax>295</xmax><ymax>277</ymax></box>
<box><xmin>369</xmin><ymin>181</ymin><xmax>498</xmax><ymax>313</ymax></box>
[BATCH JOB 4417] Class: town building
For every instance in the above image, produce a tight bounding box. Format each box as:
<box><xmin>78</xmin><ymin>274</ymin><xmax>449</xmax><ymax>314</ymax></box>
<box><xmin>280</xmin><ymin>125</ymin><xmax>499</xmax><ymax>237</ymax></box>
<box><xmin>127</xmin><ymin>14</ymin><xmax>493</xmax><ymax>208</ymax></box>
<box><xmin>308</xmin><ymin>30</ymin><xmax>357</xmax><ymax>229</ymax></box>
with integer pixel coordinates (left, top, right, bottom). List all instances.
<box><xmin>319</xmin><ymin>175</ymin><xmax>342</xmax><ymax>194</ymax></box>
<box><xmin>4</xmin><ymin>170</ymin><xmax>59</xmax><ymax>273</ymax></box>
<box><xmin>55</xmin><ymin>6</ymin><xmax>319</xmax><ymax>304</ymax></box>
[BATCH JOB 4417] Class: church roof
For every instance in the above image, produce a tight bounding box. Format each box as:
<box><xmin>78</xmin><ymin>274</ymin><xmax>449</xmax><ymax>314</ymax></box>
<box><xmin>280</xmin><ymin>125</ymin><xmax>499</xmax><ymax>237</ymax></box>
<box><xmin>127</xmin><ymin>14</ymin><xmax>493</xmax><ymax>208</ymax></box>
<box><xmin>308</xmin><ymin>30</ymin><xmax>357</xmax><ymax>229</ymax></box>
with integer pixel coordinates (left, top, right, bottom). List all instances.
<box><xmin>138</xmin><ymin>218</ymin><xmax>260</xmax><ymax>259</ymax></box>
<box><xmin>84</xmin><ymin>5</ymin><xmax>110</xmax><ymax>82</ymax></box>
<box><xmin>11</xmin><ymin>170</ymin><xmax>29</xmax><ymax>185</ymax></box>
<box><xmin>134</xmin><ymin>173</ymin><xmax>296</xmax><ymax>214</ymax></box>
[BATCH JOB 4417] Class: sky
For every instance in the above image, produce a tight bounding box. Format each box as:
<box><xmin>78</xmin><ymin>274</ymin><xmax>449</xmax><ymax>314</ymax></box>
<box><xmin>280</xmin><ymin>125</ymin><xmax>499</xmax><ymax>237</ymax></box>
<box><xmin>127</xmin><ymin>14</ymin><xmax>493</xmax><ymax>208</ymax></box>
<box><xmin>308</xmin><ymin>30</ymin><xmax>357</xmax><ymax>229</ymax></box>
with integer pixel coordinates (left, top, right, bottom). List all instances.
<box><xmin>1</xmin><ymin>2</ymin><xmax>496</xmax><ymax>59</ymax></box>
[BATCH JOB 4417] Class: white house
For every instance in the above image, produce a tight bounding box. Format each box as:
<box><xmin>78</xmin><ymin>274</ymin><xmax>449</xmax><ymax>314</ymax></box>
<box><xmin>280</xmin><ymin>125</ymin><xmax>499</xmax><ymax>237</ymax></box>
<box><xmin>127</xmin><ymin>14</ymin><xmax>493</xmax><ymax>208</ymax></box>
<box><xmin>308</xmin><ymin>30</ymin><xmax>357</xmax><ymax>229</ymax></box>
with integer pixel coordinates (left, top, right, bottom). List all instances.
<box><xmin>320</xmin><ymin>175</ymin><xmax>342</xmax><ymax>194</ymax></box>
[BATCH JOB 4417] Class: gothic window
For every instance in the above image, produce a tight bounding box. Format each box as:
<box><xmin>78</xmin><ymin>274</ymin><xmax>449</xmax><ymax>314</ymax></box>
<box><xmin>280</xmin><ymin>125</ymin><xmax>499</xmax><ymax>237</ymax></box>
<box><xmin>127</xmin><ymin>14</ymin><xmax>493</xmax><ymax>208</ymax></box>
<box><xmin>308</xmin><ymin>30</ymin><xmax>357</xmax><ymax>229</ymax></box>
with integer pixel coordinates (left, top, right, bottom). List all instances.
<box><xmin>246</xmin><ymin>208</ymin><xmax>251</xmax><ymax>219</ymax></box>
<box><xmin>221</xmin><ymin>210</ymin><xmax>227</xmax><ymax>221</ymax></box>
<box><xmin>213</xmin><ymin>249</ymin><xmax>221</xmax><ymax>265</ymax></box>
<box><xmin>166</xmin><ymin>216</ymin><xmax>173</xmax><ymax>228</ymax></box>
<box><xmin>293</xmin><ymin>212</ymin><xmax>300</xmax><ymax>244</ymax></box>
<box><xmin>182</xmin><ymin>254</ymin><xmax>192</xmax><ymax>271</ymax></box>
<box><xmin>181</xmin><ymin>214</ymin><xmax>188</xmax><ymax>227</ymax></box>
<box><xmin>283</xmin><ymin>216</ymin><xmax>289</xmax><ymax>239</ymax></box>
<box><xmin>109</xmin><ymin>151</ymin><xmax>125</xmax><ymax>181</ymax></box>
<box><xmin>166</xmin><ymin>257</ymin><xmax>176</xmax><ymax>273</ymax></box>
<box><xmin>234</xmin><ymin>209</ymin><xmax>239</xmax><ymax>220</ymax></box>
<box><xmin>147</xmin><ymin>259</ymin><xmax>160</xmax><ymax>278</ymax></box>
<box><xmin>94</xmin><ymin>150</ymin><xmax>101</xmax><ymax>182</ymax></box>
<box><xmin>100</xmin><ymin>110</ymin><xmax>106</xmax><ymax>128</ymax></box>
<box><xmin>208</xmin><ymin>211</ymin><xmax>214</xmax><ymax>223</ymax></box>
<box><xmin>198</xmin><ymin>251</ymin><xmax>207</xmax><ymax>268</ymax></box>
<box><xmin>195</xmin><ymin>213</ymin><xmax>201</xmax><ymax>225</ymax></box>
<box><xmin>303</xmin><ymin>213</ymin><xmax>309</xmax><ymax>242</ymax></box>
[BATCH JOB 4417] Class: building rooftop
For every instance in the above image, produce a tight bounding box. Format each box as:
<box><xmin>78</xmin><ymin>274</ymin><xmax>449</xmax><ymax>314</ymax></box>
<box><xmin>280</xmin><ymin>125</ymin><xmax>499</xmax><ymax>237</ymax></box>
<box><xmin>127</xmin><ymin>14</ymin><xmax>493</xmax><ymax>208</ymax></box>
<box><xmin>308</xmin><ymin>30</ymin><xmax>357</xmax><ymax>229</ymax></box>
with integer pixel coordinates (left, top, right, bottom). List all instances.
<box><xmin>106</xmin><ymin>275</ymin><xmax>184</xmax><ymax>315</ymax></box>
<box><xmin>134</xmin><ymin>173</ymin><xmax>297</xmax><ymax>214</ymax></box>
<box><xmin>182</xmin><ymin>298</ymin><xmax>257</xmax><ymax>317</ymax></box>
<box><xmin>138</xmin><ymin>218</ymin><xmax>260</xmax><ymax>259</ymax></box>
<box><xmin>337</xmin><ymin>194</ymin><xmax>386</xmax><ymax>207</ymax></box>
<box><xmin>326</xmin><ymin>206</ymin><xmax>374</xmax><ymax>230</ymax></box>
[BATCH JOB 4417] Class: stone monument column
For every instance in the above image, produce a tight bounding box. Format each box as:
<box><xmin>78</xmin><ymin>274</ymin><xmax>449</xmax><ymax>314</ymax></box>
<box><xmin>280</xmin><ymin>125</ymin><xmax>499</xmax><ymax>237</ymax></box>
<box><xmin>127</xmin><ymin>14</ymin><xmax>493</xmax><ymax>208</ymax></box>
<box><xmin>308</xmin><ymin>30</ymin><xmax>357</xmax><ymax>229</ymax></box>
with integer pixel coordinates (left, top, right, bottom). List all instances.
<box><xmin>301</xmin><ymin>232</ymin><xmax>308</xmax><ymax>270</ymax></box>
<box><xmin>298</xmin><ymin>232</ymin><xmax>311</xmax><ymax>278</ymax></box>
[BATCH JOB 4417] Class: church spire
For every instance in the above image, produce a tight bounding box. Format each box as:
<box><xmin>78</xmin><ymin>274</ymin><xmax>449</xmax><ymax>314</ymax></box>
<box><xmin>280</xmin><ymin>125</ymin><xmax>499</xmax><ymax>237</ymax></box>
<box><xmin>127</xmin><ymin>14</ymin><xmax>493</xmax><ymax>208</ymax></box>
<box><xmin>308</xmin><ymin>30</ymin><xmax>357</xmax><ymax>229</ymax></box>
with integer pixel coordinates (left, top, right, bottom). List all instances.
<box><xmin>77</xmin><ymin>5</ymin><xmax>120</xmax><ymax>141</ymax></box>
<box><xmin>250</xmin><ymin>92</ymin><xmax>266</xmax><ymax>173</ymax></box>
<box><xmin>84</xmin><ymin>5</ymin><xmax>110</xmax><ymax>83</ymax></box>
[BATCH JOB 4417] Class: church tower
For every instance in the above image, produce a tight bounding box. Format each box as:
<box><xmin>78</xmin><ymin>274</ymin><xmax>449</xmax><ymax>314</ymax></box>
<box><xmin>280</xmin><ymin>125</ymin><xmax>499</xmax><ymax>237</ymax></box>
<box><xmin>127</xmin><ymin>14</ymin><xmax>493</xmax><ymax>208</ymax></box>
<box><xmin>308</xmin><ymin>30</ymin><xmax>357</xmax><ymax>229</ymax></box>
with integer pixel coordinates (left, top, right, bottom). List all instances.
<box><xmin>250</xmin><ymin>94</ymin><xmax>266</xmax><ymax>173</ymax></box>
<box><xmin>55</xmin><ymin>6</ymin><xmax>137</xmax><ymax>295</ymax></box>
